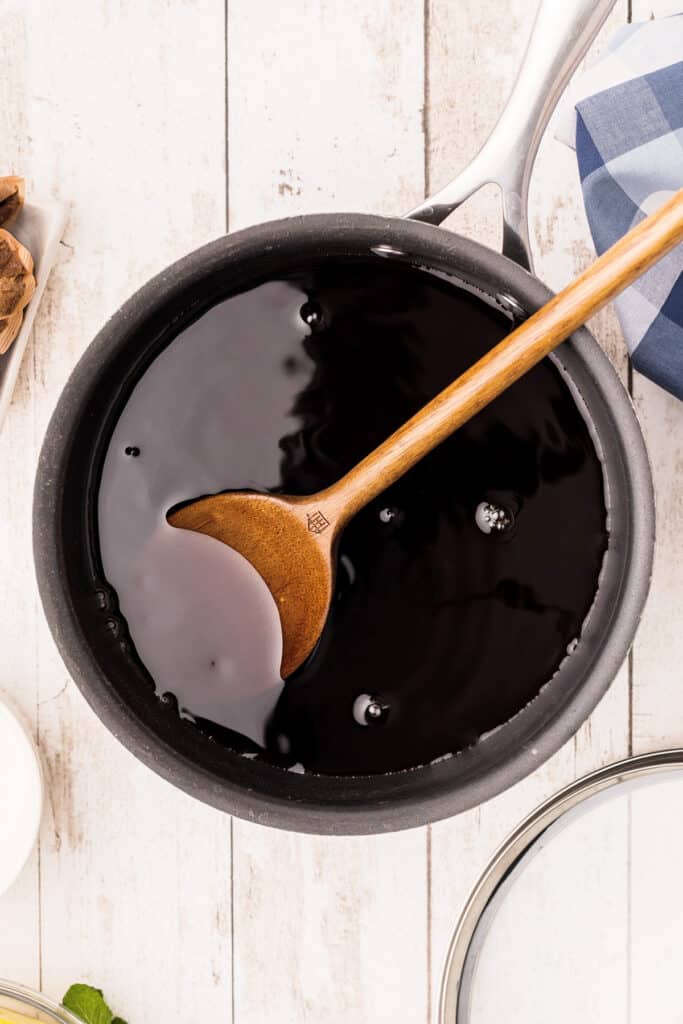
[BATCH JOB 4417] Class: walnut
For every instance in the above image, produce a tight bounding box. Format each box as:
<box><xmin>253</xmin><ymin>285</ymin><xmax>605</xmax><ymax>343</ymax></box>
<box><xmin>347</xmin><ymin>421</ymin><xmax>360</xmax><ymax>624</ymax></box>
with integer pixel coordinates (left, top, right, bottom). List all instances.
<box><xmin>0</xmin><ymin>310</ymin><xmax>22</xmax><ymax>356</ymax></box>
<box><xmin>0</xmin><ymin>176</ymin><xmax>25</xmax><ymax>228</ymax></box>
<box><xmin>0</xmin><ymin>227</ymin><xmax>35</xmax><ymax>355</ymax></box>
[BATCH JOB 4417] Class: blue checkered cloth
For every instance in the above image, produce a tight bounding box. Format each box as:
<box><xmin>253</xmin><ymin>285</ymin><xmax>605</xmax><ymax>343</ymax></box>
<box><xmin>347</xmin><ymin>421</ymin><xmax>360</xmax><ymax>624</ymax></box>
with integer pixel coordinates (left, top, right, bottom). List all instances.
<box><xmin>565</xmin><ymin>16</ymin><xmax>683</xmax><ymax>400</ymax></box>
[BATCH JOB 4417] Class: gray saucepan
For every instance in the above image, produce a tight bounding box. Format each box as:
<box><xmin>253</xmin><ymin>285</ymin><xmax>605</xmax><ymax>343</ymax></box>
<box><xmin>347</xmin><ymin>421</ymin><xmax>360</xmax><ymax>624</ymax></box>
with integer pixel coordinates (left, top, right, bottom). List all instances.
<box><xmin>32</xmin><ymin>0</ymin><xmax>652</xmax><ymax>834</ymax></box>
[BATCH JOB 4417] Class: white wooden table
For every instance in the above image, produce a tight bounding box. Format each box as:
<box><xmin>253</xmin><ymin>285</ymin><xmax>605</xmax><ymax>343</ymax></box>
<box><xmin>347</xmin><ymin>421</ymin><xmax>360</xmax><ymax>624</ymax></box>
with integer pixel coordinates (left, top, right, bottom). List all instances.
<box><xmin>1</xmin><ymin>2</ymin><xmax>681</xmax><ymax>1021</ymax></box>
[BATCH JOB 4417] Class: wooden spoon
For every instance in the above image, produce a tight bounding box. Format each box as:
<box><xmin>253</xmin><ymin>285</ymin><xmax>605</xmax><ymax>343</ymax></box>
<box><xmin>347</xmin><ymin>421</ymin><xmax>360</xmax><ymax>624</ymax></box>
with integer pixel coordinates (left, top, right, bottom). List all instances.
<box><xmin>169</xmin><ymin>189</ymin><xmax>683</xmax><ymax>678</ymax></box>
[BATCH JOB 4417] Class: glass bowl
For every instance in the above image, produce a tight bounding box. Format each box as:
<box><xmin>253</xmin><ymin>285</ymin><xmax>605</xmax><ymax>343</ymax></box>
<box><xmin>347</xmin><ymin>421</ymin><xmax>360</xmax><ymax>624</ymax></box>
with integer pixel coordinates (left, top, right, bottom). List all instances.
<box><xmin>0</xmin><ymin>981</ymin><xmax>83</xmax><ymax>1024</ymax></box>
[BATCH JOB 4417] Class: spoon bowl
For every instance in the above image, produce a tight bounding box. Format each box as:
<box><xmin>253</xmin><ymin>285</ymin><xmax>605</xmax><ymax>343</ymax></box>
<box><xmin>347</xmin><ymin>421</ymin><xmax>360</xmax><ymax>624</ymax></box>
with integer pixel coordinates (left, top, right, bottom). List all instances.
<box><xmin>169</xmin><ymin>491</ymin><xmax>337</xmax><ymax>677</ymax></box>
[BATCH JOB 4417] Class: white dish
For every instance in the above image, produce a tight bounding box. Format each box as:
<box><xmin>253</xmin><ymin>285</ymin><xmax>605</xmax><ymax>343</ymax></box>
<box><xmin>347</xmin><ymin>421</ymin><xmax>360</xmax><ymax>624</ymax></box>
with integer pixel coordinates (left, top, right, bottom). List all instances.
<box><xmin>0</xmin><ymin>200</ymin><xmax>67</xmax><ymax>430</ymax></box>
<box><xmin>0</xmin><ymin>697</ymin><xmax>43</xmax><ymax>897</ymax></box>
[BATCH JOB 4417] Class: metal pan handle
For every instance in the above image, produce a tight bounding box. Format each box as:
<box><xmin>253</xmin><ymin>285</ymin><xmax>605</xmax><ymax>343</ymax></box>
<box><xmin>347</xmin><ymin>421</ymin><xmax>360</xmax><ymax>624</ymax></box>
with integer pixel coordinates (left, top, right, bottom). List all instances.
<box><xmin>407</xmin><ymin>0</ymin><xmax>616</xmax><ymax>270</ymax></box>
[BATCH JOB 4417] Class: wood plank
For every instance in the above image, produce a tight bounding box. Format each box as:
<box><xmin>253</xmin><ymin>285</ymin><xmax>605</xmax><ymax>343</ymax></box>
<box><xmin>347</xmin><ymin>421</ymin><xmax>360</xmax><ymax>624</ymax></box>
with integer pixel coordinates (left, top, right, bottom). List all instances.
<box><xmin>628</xmin><ymin>3</ymin><xmax>683</xmax><ymax>1020</ymax></box>
<box><xmin>629</xmin><ymin>778</ymin><xmax>683</xmax><ymax>1022</ymax></box>
<box><xmin>233</xmin><ymin>827</ymin><xmax>428</xmax><ymax>1024</ymax></box>
<box><xmin>227</xmin><ymin>0</ymin><xmax>425</xmax><ymax>229</ymax></box>
<box><xmin>0</xmin><ymin>1</ymin><xmax>46</xmax><ymax>988</ymax></box>
<box><xmin>0</xmin><ymin>1</ymin><xmax>233</xmax><ymax>1019</ymax></box>
<box><xmin>631</xmin><ymin>380</ymin><xmax>683</xmax><ymax>752</ymax></box>
<box><xmin>227</xmin><ymin>2</ymin><xmax>429</xmax><ymax>1021</ymax></box>
<box><xmin>426</xmin><ymin>1</ymin><xmax>632</xmax><ymax>1016</ymax></box>
<box><xmin>631</xmin><ymin>0</ymin><xmax>683</xmax><ymax>758</ymax></box>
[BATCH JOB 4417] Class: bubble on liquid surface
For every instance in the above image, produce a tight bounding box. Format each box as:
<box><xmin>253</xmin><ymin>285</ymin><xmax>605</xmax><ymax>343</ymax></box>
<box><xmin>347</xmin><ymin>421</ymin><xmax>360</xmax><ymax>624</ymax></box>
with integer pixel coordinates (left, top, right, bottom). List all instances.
<box><xmin>379</xmin><ymin>506</ymin><xmax>399</xmax><ymax>524</ymax></box>
<box><xmin>299</xmin><ymin>301</ymin><xmax>324</xmax><ymax>329</ymax></box>
<box><xmin>353</xmin><ymin>693</ymin><xmax>389</xmax><ymax>726</ymax></box>
<box><xmin>475</xmin><ymin>501</ymin><xmax>513</xmax><ymax>535</ymax></box>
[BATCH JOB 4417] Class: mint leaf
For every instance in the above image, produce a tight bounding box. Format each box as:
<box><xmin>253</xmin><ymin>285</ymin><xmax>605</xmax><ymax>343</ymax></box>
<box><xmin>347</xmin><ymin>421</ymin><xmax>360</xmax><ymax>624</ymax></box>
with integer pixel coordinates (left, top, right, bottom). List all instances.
<box><xmin>62</xmin><ymin>984</ymin><xmax>126</xmax><ymax>1024</ymax></box>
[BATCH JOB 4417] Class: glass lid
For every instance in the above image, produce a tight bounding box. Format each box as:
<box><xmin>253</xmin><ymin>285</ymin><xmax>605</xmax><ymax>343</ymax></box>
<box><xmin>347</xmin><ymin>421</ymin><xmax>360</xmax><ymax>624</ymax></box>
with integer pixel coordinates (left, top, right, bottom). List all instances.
<box><xmin>440</xmin><ymin>750</ymin><xmax>683</xmax><ymax>1024</ymax></box>
<box><xmin>0</xmin><ymin>981</ymin><xmax>84</xmax><ymax>1024</ymax></box>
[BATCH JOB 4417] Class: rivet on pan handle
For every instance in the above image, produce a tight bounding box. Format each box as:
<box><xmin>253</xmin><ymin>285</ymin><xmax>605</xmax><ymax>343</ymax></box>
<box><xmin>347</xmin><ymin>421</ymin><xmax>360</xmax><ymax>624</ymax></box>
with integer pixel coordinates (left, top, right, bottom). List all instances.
<box><xmin>407</xmin><ymin>0</ymin><xmax>617</xmax><ymax>271</ymax></box>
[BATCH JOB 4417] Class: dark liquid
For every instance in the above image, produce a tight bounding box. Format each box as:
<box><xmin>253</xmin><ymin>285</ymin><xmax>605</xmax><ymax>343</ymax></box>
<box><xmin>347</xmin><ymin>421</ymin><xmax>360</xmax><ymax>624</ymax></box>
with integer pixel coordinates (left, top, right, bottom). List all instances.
<box><xmin>98</xmin><ymin>258</ymin><xmax>608</xmax><ymax>775</ymax></box>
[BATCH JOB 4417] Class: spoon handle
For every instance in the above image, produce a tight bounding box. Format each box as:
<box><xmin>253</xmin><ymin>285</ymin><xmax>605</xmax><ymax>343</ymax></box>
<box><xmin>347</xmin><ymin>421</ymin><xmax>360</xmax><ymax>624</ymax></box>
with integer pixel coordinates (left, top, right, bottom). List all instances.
<box><xmin>322</xmin><ymin>189</ymin><xmax>683</xmax><ymax>525</ymax></box>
